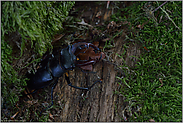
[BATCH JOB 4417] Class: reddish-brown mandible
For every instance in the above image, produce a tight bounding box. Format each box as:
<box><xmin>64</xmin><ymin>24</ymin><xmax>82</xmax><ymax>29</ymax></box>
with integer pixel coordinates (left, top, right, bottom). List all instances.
<box><xmin>75</xmin><ymin>41</ymin><xmax>105</xmax><ymax>71</ymax></box>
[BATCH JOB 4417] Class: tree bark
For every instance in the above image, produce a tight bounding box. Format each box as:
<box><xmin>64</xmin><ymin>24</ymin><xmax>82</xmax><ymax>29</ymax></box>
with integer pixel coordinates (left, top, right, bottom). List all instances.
<box><xmin>53</xmin><ymin>35</ymin><xmax>141</xmax><ymax>122</ymax></box>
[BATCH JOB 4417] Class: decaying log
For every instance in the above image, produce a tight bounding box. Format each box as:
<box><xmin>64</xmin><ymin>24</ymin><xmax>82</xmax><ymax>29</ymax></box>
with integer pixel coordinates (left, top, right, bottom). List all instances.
<box><xmin>53</xmin><ymin>34</ymin><xmax>141</xmax><ymax>121</ymax></box>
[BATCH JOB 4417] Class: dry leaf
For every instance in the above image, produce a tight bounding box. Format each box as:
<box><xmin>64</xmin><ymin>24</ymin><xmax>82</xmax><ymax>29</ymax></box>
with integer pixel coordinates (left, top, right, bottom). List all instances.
<box><xmin>149</xmin><ymin>119</ymin><xmax>155</xmax><ymax>122</ymax></box>
<box><xmin>49</xmin><ymin>113</ymin><xmax>54</xmax><ymax>120</ymax></box>
<box><xmin>96</xmin><ymin>11</ymin><xmax>102</xmax><ymax>17</ymax></box>
<box><xmin>104</xmin><ymin>10</ymin><xmax>111</xmax><ymax>21</ymax></box>
<box><xmin>53</xmin><ymin>34</ymin><xmax>64</xmax><ymax>42</ymax></box>
<box><xmin>159</xmin><ymin>78</ymin><xmax>163</xmax><ymax>88</ymax></box>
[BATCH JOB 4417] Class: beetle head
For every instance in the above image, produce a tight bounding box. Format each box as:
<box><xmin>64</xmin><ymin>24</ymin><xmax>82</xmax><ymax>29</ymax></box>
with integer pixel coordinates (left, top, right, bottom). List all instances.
<box><xmin>60</xmin><ymin>45</ymin><xmax>76</xmax><ymax>70</ymax></box>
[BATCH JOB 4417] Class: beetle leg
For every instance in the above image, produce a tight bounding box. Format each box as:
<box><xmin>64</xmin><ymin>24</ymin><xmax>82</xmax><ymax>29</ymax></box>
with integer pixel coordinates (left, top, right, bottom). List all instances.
<box><xmin>39</xmin><ymin>78</ymin><xmax>59</xmax><ymax>116</ymax></box>
<box><xmin>65</xmin><ymin>73</ymin><xmax>89</xmax><ymax>90</ymax></box>
<box><xmin>88</xmin><ymin>80</ymin><xmax>102</xmax><ymax>89</ymax></box>
<box><xmin>65</xmin><ymin>72</ymin><xmax>102</xmax><ymax>90</ymax></box>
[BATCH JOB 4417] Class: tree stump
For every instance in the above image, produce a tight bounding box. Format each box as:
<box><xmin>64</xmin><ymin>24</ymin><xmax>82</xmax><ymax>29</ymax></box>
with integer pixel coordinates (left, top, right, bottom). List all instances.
<box><xmin>53</xmin><ymin>34</ymin><xmax>141</xmax><ymax>122</ymax></box>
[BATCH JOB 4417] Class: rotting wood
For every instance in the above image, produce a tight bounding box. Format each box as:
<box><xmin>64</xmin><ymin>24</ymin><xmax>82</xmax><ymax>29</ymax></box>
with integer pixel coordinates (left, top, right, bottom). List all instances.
<box><xmin>53</xmin><ymin>34</ymin><xmax>141</xmax><ymax>121</ymax></box>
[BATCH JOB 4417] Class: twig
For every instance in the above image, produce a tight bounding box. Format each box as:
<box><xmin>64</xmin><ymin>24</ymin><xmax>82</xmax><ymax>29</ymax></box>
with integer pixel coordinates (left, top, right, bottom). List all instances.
<box><xmin>77</xmin><ymin>19</ymin><xmax>93</xmax><ymax>29</ymax></box>
<box><xmin>156</xmin><ymin>1</ymin><xmax>180</xmax><ymax>30</ymax></box>
<box><xmin>153</xmin><ymin>1</ymin><xmax>168</xmax><ymax>13</ymax></box>
<box><xmin>159</xmin><ymin>78</ymin><xmax>163</xmax><ymax>88</ymax></box>
<box><xmin>107</xmin><ymin>1</ymin><xmax>110</xmax><ymax>9</ymax></box>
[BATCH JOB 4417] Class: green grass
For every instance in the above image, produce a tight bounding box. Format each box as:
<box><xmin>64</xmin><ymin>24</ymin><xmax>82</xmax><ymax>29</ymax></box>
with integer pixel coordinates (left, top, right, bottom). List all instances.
<box><xmin>112</xmin><ymin>1</ymin><xmax>182</xmax><ymax>122</ymax></box>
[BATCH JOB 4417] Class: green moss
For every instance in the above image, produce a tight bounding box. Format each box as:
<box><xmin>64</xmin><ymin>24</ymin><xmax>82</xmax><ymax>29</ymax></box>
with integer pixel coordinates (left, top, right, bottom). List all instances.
<box><xmin>113</xmin><ymin>1</ymin><xmax>182</xmax><ymax>122</ymax></box>
<box><xmin>1</xmin><ymin>1</ymin><xmax>75</xmax><ymax>116</ymax></box>
<box><xmin>2</xmin><ymin>1</ymin><xmax>75</xmax><ymax>56</ymax></box>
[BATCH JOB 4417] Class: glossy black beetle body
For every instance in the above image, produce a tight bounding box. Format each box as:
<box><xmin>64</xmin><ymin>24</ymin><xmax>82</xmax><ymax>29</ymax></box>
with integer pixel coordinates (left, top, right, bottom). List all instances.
<box><xmin>26</xmin><ymin>42</ymin><xmax>103</xmax><ymax>115</ymax></box>
<box><xmin>27</xmin><ymin>45</ymin><xmax>76</xmax><ymax>89</ymax></box>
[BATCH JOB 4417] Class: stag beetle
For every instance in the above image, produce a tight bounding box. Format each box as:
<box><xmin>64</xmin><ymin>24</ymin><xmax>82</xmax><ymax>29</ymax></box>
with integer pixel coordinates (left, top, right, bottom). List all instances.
<box><xmin>26</xmin><ymin>42</ymin><xmax>104</xmax><ymax>115</ymax></box>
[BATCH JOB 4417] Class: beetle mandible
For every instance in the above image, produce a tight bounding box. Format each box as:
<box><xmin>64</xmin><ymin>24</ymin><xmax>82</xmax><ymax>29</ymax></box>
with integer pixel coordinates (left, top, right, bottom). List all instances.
<box><xmin>26</xmin><ymin>42</ymin><xmax>104</xmax><ymax>115</ymax></box>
